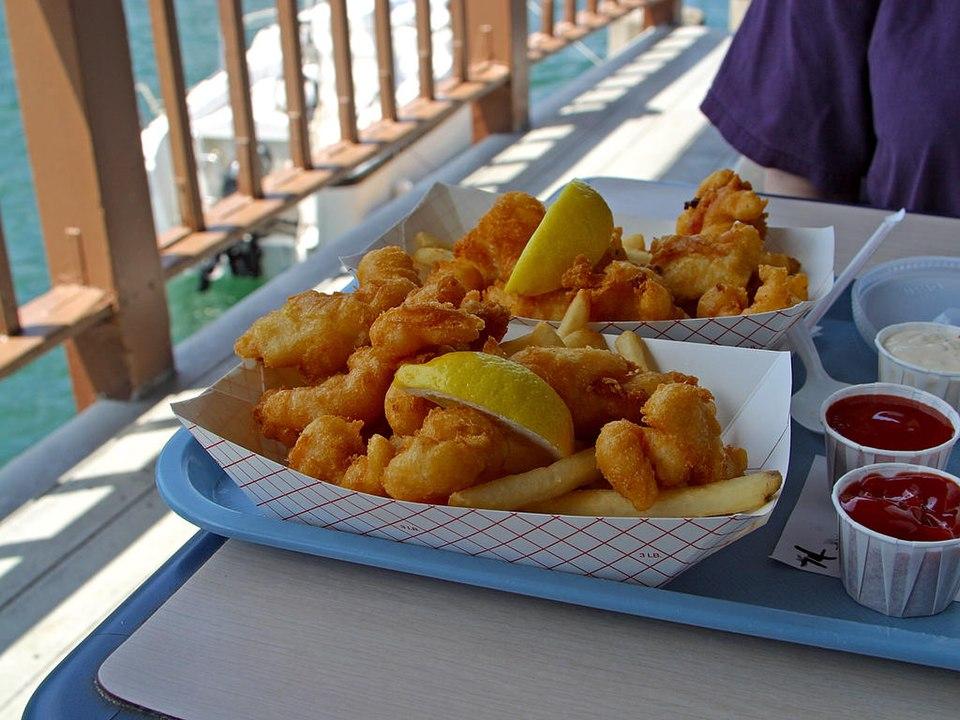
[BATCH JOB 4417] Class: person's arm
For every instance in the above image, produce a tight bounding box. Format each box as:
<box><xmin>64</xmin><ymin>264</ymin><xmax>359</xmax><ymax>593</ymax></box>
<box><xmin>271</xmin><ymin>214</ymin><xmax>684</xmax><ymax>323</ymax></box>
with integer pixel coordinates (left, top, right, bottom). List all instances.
<box><xmin>763</xmin><ymin>168</ymin><xmax>823</xmax><ymax>200</ymax></box>
<box><xmin>701</xmin><ymin>1</ymin><xmax>880</xmax><ymax>201</ymax></box>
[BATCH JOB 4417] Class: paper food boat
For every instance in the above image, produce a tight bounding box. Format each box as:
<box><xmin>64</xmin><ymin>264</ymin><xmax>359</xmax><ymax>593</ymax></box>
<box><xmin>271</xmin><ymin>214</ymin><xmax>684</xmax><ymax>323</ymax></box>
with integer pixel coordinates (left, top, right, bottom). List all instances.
<box><xmin>172</xmin><ymin>333</ymin><xmax>791</xmax><ymax>587</ymax></box>
<box><xmin>352</xmin><ymin>183</ymin><xmax>835</xmax><ymax>349</ymax></box>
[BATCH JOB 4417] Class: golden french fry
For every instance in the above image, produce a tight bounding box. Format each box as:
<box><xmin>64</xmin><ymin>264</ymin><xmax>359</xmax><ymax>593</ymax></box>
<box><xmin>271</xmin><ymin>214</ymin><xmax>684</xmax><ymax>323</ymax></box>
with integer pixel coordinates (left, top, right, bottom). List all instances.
<box><xmin>412</xmin><ymin>246</ymin><xmax>454</xmax><ymax>278</ymax></box>
<box><xmin>449</xmin><ymin>449</ymin><xmax>600</xmax><ymax>511</ymax></box>
<box><xmin>558</xmin><ymin>289</ymin><xmax>590</xmax><ymax>338</ymax></box>
<box><xmin>614</xmin><ymin>331</ymin><xmax>658</xmax><ymax>372</ymax></box>
<box><xmin>500</xmin><ymin>321</ymin><xmax>565</xmax><ymax>355</ymax></box>
<box><xmin>411</xmin><ymin>230</ymin><xmax>447</xmax><ymax>250</ymax></box>
<box><xmin>621</xmin><ymin>233</ymin><xmax>646</xmax><ymax>252</ymax></box>
<box><xmin>624</xmin><ymin>248</ymin><xmax>653</xmax><ymax>267</ymax></box>
<box><xmin>563</xmin><ymin>328</ymin><xmax>607</xmax><ymax>349</ymax></box>
<box><xmin>525</xmin><ymin>471</ymin><xmax>782</xmax><ymax>517</ymax></box>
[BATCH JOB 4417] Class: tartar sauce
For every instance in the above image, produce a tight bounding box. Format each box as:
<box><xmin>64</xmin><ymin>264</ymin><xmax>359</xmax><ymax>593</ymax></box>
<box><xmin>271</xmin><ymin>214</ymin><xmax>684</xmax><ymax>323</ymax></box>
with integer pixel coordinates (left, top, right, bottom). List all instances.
<box><xmin>883</xmin><ymin>324</ymin><xmax>960</xmax><ymax>373</ymax></box>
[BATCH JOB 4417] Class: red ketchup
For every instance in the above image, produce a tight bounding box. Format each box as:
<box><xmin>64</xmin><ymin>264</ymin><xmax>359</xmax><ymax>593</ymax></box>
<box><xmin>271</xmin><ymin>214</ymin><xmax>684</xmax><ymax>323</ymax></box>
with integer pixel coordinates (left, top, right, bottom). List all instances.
<box><xmin>839</xmin><ymin>471</ymin><xmax>960</xmax><ymax>541</ymax></box>
<box><xmin>825</xmin><ymin>394</ymin><xmax>953</xmax><ymax>451</ymax></box>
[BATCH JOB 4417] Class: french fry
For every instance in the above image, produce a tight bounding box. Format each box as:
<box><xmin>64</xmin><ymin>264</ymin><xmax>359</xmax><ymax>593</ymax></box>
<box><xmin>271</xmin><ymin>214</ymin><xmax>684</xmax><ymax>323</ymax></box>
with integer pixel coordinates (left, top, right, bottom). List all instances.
<box><xmin>412</xmin><ymin>246</ymin><xmax>453</xmax><ymax>277</ymax></box>
<box><xmin>449</xmin><ymin>449</ymin><xmax>600</xmax><ymax>511</ymax></box>
<box><xmin>500</xmin><ymin>321</ymin><xmax>565</xmax><ymax>355</ymax></box>
<box><xmin>558</xmin><ymin>289</ymin><xmax>590</xmax><ymax>338</ymax></box>
<box><xmin>622</xmin><ymin>232</ymin><xmax>646</xmax><ymax>252</ymax></box>
<box><xmin>411</xmin><ymin>230</ymin><xmax>447</xmax><ymax>250</ymax></box>
<box><xmin>563</xmin><ymin>328</ymin><xmax>607</xmax><ymax>349</ymax></box>
<box><xmin>524</xmin><ymin>471</ymin><xmax>782</xmax><ymax>517</ymax></box>
<box><xmin>614</xmin><ymin>331</ymin><xmax>658</xmax><ymax>372</ymax></box>
<box><xmin>624</xmin><ymin>248</ymin><xmax>653</xmax><ymax>267</ymax></box>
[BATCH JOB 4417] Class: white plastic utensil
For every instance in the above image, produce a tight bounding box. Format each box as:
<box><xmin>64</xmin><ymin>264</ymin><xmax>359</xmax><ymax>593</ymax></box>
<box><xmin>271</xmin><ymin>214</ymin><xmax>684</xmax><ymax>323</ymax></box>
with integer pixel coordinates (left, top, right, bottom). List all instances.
<box><xmin>804</xmin><ymin>208</ymin><xmax>906</xmax><ymax>331</ymax></box>
<box><xmin>790</xmin><ymin>209</ymin><xmax>906</xmax><ymax>433</ymax></box>
<box><xmin>788</xmin><ymin>323</ymin><xmax>850</xmax><ymax>433</ymax></box>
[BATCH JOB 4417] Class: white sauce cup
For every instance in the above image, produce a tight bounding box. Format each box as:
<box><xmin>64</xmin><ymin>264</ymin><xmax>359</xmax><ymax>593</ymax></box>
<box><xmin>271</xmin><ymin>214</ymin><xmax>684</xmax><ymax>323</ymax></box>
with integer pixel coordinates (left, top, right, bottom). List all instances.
<box><xmin>876</xmin><ymin>322</ymin><xmax>960</xmax><ymax>410</ymax></box>
<box><xmin>831</xmin><ymin>463</ymin><xmax>960</xmax><ymax>617</ymax></box>
<box><xmin>820</xmin><ymin>382</ymin><xmax>960</xmax><ymax>490</ymax></box>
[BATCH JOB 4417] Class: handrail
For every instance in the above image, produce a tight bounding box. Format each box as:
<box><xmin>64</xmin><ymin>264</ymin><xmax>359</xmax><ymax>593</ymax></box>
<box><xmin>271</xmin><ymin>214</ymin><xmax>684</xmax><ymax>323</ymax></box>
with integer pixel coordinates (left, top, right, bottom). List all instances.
<box><xmin>0</xmin><ymin>0</ymin><xmax>682</xmax><ymax>407</ymax></box>
<box><xmin>0</xmin><ymin>212</ymin><xmax>20</xmax><ymax>336</ymax></box>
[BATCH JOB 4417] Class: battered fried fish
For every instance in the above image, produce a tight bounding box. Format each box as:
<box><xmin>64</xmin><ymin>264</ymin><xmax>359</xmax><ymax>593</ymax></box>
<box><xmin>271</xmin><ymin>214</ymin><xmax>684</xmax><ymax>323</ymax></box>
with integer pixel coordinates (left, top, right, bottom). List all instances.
<box><xmin>287</xmin><ymin>415</ymin><xmax>392</xmax><ymax>496</ymax></box>
<box><xmin>369</xmin><ymin>301</ymin><xmax>486</xmax><ymax>359</ymax></box>
<box><xmin>381</xmin><ymin>406</ymin><xmax>552</xmax><ymax>503</ymax></box>
<box><xmin>511</xmin><ymin>346</ymin><xmax>697</xmax><ymax>440</ymax></box>
<box><xmin>561</xmin><ymin>257</ymin><xmax>686</xmax><ymax>321</ymax></box>
<box><xmin>696</xmin><ymin>283</ymin><xmax>748</xmax><ymax>318</ymax></box>
<box><xmin>745</xmin><ymin>264</ymin><xmax>809</xmax><ymax>314</ymax></box>
<box><xmin>651</xmin><ymin>222</ymin><xmax>763</xmax><ymax>304</ymax></box>
<box><xmin>234</xmin><ymin>246</ymin><xmax>419</xmax><ymax>380</ymax></box>
<box><xmin>596</xmin><ymin>383</ymin><xmax>749</xmax><ymax>510</ymax></box>
<box><xmin>255</xmin><ymin>346</ymin><xmax>398</xmax><ymax>445</ymax></box>
<box><xmin>676</xmin><ymin>169</ymin><xmax>768</xmax><ymax>239</ymax></box>
<box><xmin>452</xmin><ymin>191</ymin><xmax>546</xmax><ymax>284</ymax></box>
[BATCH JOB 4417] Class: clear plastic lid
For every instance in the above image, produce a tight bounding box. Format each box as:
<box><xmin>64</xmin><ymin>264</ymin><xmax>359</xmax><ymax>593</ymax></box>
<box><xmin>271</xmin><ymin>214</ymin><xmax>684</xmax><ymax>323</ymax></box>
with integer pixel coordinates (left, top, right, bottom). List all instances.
<box><xmin>852</xmin><ymin>256</ymin><xmax>960</xmax><ymax>348</ymax></box>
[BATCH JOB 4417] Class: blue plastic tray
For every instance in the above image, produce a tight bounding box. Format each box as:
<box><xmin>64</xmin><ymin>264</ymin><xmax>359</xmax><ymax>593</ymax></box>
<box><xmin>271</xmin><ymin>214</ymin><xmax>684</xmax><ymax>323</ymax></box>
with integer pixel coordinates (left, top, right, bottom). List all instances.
<box><xmin>157</xmin><ymin>309</ymin><xmax>960</xmax><ymax>671</ymax></box>
<box><xmin>157</xmin><ymin>300</ymin><xmax>960</xmax><ymax>670</ymax></box>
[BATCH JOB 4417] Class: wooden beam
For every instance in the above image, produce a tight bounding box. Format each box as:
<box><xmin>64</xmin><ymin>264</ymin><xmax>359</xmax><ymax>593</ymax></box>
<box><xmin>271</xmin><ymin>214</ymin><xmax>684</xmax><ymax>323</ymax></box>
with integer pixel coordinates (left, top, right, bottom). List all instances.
<box><xmin>466</xmin><ymin>0</ymin><xmax>529</xmax><ymax>137</ymax></box>
<box><xmin>148</xmin><ymin>0</ymin><xmax>205</xmax><ymax>230</ymax></box>
<box><xmin>218</xmin><ymin>0</ymin><xmax>263</xmax><ymax>198</ymax></box>
<box><xmin>5</xmin><ymin>0</ymin><xmax>173</xmax><ymax>407</ymax></box>
<box><xmin>0</xmin><ymin>285</ymin><xmax>112</xmax><ymax>380</ymax></box>
<box><xmin>450</xmin><ymin>0</ymin><xmax>469</xmax><ymax>82</ymax></box>
<box><xmin>0</xmin><ymin>215</ymin><xmax>19</xmax><ymax>336</ymax></box>
<box><xmin>329</xmin><ymin>0</ymin><xmax>359</xmax><ymax>144</ymax></box>
<box><xmin>276</xmin><ymin>0</ymin><xmax>312</xmax><ymax>169</ymax></box>
<box><xmin>415</xmin><ymin>0</ymin><xmax>435</xmax><ymax>100</ymax></box>
<box><xmin>374</xmin><ymin>0</ymin><xmax>398</xmax><ymax>122</ymax></box>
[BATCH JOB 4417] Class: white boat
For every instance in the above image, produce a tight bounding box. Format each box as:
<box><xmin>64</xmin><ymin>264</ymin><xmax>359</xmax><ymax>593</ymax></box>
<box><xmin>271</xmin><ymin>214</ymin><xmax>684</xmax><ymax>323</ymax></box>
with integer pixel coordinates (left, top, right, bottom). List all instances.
<box><xmin>141</xmin><ymin>0</ymin><xmax>467</xmax><ymax>280</ymax></box>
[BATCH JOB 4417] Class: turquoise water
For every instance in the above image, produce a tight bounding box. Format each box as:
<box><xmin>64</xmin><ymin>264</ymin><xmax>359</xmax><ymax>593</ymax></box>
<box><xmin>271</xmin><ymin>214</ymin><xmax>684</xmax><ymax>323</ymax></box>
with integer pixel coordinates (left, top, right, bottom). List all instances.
<box><xmin>0</xmin><ymin>0</ymin><xmax>726</xmax><ymax>469</ymax></box>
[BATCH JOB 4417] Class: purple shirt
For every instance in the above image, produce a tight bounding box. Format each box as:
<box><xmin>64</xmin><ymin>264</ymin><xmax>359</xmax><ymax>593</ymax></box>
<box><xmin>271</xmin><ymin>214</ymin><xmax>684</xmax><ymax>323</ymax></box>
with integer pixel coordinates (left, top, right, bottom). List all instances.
<box><xmin>701</xmin><ymin>0</ymin><xmax>960</xmax><ymax>218</ymax></box>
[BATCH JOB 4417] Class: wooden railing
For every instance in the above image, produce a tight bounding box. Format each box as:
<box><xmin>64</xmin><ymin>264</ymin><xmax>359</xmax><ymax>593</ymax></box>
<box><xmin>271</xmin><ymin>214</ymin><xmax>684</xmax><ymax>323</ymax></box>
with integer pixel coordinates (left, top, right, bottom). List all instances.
<box><xmin>0</xmin><ymin>0</ymin><xmax>680</xmax><ymax>409</ymax></box>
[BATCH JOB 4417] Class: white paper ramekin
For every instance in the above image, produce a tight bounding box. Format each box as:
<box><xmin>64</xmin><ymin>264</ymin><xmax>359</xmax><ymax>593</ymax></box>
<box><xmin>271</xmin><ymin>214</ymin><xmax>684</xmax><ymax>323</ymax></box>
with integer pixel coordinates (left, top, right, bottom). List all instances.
<box><xmin>875</xmin><ymin>322</ymin><xmax>960</xmax><ymax>410</ymax></box>
<box><xmin>820</xmin><ymin>383</ymin><xmax>960</xmax><ymax>489</ymax></box>
<box><xmin>831</xmin><ymin>463</ymin><xmax>960</xmax><ymax>617</ymax></box>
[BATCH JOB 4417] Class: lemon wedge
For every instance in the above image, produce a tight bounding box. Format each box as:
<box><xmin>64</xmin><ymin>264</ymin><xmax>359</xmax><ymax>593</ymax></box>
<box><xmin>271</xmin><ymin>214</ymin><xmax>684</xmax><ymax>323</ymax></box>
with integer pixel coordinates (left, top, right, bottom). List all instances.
<box><xmin>504</xmin><ymin>179</ymin><xmax>613</xmax><ymax>296</ymax></box>
<box><xmin>392</xmin><ymin>351</ymin><xmax>575</xmax><ymax>458</ymax></box>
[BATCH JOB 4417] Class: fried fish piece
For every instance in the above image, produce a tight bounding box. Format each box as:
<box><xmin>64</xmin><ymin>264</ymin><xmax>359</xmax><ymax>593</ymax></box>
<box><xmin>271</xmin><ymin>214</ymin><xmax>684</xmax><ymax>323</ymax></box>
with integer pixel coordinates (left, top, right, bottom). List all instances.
<box><xmin>254</xmin><ymin>346</ymin><xmax>399</xmax><ymax>445</ymax></box>
<box><xmin>745</xmin><ymin>264</ymin><xmax>809</xmax><ymax>314</ymax></box>
<box><xmin>651</xmin><ymin>222</ymin><xmax>763</xmax><ymax>303</ymax></box>
<box><xmin>381</xmin><ymin>406</ymin><xmax>552</xmax><ymax>503</ymax></box>
<box><xmin>287</xmin><ymin>415</ymin><xmax>392</xmax><ymax>496</ymax></box>
<box><xmin>511</xmin><ymin>346</ymin><xmax>697</xmax><ymax>440</ymax></box>
<box><xmin>369</xmin><ymin>301</ymin><xmax>486</xmax><ymax>359</ymax></box>
<box><xmin>696</xmin><ymin>283</ymin><xmax>748</xmax><ymax>318</ymax></box>
<box><xmin>384</xmin><ymin>383</ymin><xmax>436</xmax><ymax>436</ymax></box>
<box><xmin>235</xmin><ymin>246</ymin><xmax>419</xmax><ymax>380</ymax></box>
<box><xmin>676</xmin><ymin>169</ymin><xmax>768</xmax><ymax>239</ymax></box>
<box><xmin>288</xmin><ymin>415</ymin><xmax>365</xmax><ymax>484</ymax></box>
<box><xmin>595</xmin><ymin>383</ymin><xmax>749</xmax><ymax>510</ymax></box>
<box><xmin>561</xmin><ymin>257</ymin><xmax>686</xmax><ymax>321</ymax></box>
<box><xmin>452</xmin><ymin>191</ymin><xmax>546</xmax><ymax>284</ymax></box>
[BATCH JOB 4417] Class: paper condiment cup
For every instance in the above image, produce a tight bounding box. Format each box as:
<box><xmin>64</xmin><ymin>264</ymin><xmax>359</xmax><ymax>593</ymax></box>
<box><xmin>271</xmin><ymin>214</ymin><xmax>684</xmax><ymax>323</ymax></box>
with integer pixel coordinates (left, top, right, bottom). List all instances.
<box><xmin>831</xmin><ymin>463</ymin><xmax>960</xmax><ymax>617</ymax></box>
<box><xmin>820</xmin><ymin>382</ymin><xmax>960</xmax><ymax>490</ymax></box>
<box><xmin>875</xmin><ymin>322</ymin><xmax>960</xmax><ymax>410</ymax></box>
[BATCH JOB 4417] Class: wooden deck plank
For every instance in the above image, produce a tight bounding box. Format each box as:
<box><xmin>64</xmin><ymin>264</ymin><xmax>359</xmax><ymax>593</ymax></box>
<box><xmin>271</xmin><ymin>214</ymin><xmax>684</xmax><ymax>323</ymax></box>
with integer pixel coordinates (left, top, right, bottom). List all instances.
<box><xmin>0</xmin><ymin>285</ymin><xmax>113</xmax><ymax>380</ymax></box>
